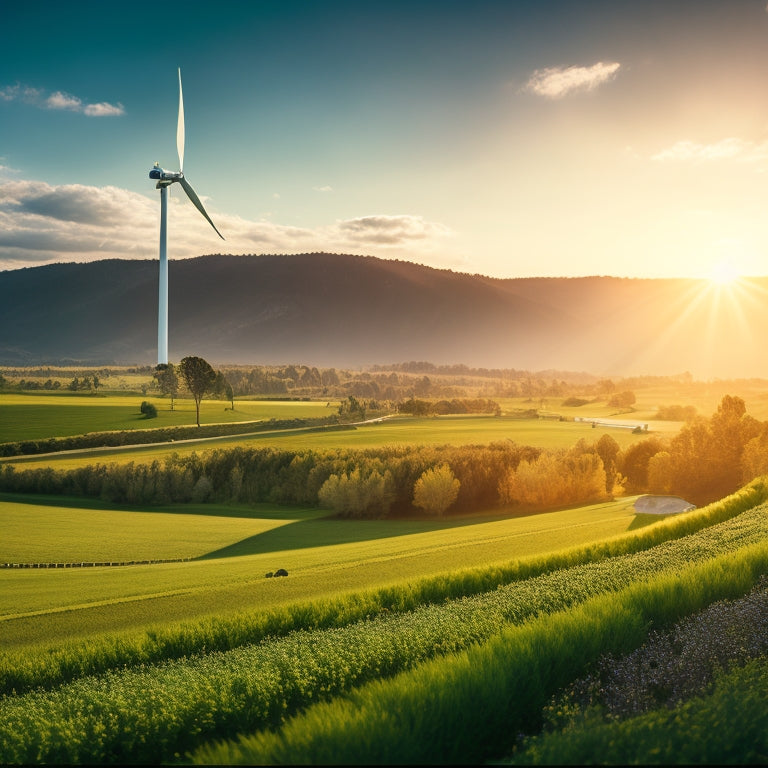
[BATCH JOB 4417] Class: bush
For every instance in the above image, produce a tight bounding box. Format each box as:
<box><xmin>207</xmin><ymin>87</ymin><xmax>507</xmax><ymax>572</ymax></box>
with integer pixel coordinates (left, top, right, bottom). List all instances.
<box><xmin>140</xmin><ymin>401</ymin><xmax>158</xmax><ymax>419</ymax></box>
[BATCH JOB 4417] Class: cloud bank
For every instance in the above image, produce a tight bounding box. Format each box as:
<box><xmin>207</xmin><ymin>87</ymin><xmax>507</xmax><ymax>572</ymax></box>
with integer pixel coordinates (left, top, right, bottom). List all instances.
<box><xmin>0</xmin><ymin>179</ymin><xmax>453</xmax><ymax>271</ymax></box>
<box><xmin>0</xmin><ymin>83</ymin><xmax>124</xmax><ymax>116</ymax></box>
<box><xmin>525</xmin><ymin>61</ymin><xmax>621</xmax><ymax>98</ymax></box>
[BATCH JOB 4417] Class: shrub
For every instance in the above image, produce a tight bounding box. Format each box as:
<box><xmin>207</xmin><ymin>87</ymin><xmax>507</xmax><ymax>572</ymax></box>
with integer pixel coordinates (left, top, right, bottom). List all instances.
<box><xmin>140</xmin><ymin>401</ymin><xmax>158</xmax><ymax>419</ymax></box>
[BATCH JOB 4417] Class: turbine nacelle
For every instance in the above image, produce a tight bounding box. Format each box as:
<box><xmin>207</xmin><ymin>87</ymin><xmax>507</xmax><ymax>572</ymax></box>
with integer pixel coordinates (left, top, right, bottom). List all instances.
<box><xmin>149</xmin><ymin>164</ymin><xmax>182</xmax><ymax>186</ymax></box>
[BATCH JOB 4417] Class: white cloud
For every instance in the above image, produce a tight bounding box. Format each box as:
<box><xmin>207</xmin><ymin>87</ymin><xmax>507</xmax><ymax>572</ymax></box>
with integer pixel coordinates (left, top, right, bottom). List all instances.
<box><xmin>525</xmin><ymin>61</ymin><xmax>621</xmax><ymax>99</ymax></box>
<box><xmin>313</xmin><ymin>185</ymin><xmax>333</xmax><ymax>192</ymax></box>
<box><xmin>0</xmin><ymin>82</ymin><xmax>124</xmax><ymax>116</ymax></box>
<box><xmin>84</xmin><ymin>101</ymin><xmax>125</xmax><ymax>117</ymax></box>
<box><xmin>46</xmin><ymin>91</ymin><xmax>83</xmax><ymax>111</ymax></box>
<box><xmin>0</xmin><ymin>179</ymin><xmax>453</xmax><ymax>271</ymax></box>
<box><xmin>652</xmin><ymin>138</ymin><xmax>768</xmax><ymax>163</ymax></box>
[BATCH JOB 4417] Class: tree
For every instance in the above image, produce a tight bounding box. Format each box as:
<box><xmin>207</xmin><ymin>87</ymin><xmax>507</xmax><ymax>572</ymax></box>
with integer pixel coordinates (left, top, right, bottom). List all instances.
<box><xmin>413</xmin><ymin>464</ymin><xmax>460</xmax><ymax>517</ymax></box>
<box><xmin>154</xmin><ymin>363</ymin><xmax>180</xmax><ymax>410</ymax></box>
<box><xmin>318</xmin><ymin>467</ymin><xmax>395</xmax><ymax>518</ymax></box>
<box><xmin>608</xmin><ymin>390</ymin><xmax>636</xmax><ymax>408</ymax></box>
<box><xmin>179</xmin><ymin>356</ymin><xmax>217</xmax><ymax>427</ymax></box>
<box><xmin>596</xmin><ymin>434</ymin><xmax>621</xmax><ymax>495</ymax></box>
<box><xmin>214</xmin><ymin>371</ymin><xmax>235</xmax><ymax>409</ymax></box>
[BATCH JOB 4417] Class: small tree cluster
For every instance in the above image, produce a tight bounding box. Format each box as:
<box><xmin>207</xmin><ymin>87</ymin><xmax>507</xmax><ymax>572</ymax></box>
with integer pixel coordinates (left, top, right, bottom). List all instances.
<box><xmin>318</xmin><ymin>467</ymin><xmax>395</xmax><ymax>518</ymax></box>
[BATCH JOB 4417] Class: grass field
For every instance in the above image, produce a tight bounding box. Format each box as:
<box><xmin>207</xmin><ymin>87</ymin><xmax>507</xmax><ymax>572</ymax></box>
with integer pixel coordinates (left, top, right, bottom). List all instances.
<box><xmin>2</xmin><ymin>380</ymin><xmax>767</xmax><ymax>763</ymax></box>
<box><xmin>0</xmin><ymin>493</ymin><xmax>650</xmax><ymax>648</ymax></box>
<box><xmin>0</xmin><ymin>412</ymin><xmax>682</xmax><ymax>472</ymax></box>
<box><xmin>1</xmin><ymin>483</ymin><xmax>766</xmax><ymax>765</ymax></box>
<box><xmin>0</xmin><ymin>394</ymin><xmax>338</xmax><ymax>443</ymax></box>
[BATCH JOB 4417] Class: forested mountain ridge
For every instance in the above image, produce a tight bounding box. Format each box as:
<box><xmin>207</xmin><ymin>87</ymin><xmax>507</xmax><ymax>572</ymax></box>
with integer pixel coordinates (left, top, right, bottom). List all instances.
<box><xmin>1</xmin><ymin>253</ymin><xmax>765</xmax><ymax>378</ymax></box>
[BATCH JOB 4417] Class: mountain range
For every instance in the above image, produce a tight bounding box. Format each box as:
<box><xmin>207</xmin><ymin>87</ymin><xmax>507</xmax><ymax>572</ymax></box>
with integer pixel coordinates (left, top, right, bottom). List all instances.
<box><xmin>1</xmin><ymin>253</ymin><xmax>766</xmax><ymax>378</ymax></box>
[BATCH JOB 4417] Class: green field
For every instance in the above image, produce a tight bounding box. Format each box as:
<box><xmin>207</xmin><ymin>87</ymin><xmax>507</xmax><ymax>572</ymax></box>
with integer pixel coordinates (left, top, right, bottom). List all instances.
<box><xmin>1</xmin><ymin>483</ymin><xmax>766</xmax><ymax>765</ymax></box>
<box><xmin>0</xmin><ymin>394</ymin><xmax>337</xmax><ymax>443</ymax></box>
<box><xmin>0</xmin><ymin>493</ymin><xmax>647</xmax><ymax>648</ymax></box>
<box><xmin>1</xmin><ymin>412</ymin><xmax>681</xmax><ymax>472</ymax></box>
<box><xmin>2</xmin><ymin>379</ymin><xmax>767</xmax><ymax>764</ymax></box>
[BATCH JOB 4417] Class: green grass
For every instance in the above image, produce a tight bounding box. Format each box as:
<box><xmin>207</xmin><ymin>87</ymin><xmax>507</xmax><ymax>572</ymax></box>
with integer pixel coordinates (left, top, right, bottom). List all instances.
<box><xmin>191</xmin><ymin>538</ymin><xmax>768</xmax><ymax>765</ymax></box>
<box><xmin>0</xmin><ymin>413</ymin><xmax>681</xmax><ymax>472</ymax></box>
<box><xmin>0</xmin><ymin>494</ymin><xmax>645</xmax><ymax>647</ymax></box>
<box><xmin>0</xmin><ymin>394</ymin><xmax>338</xmax><ymax>443</ymax></box>
<box><xmin>2</xmin><ymin>496</ymin><xmax>767</xmax><ymax>765</ymax></box>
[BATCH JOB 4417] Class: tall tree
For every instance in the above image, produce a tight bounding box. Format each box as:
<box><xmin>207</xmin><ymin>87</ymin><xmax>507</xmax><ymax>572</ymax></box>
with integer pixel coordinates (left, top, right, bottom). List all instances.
<box><xmin>179</xmin><ymin>356</ymin><xmax>217</xmax><ymax>427</ymax></box>
<box><xmin>154</xmin><ymin>363</ymin><xmax>180</xmax><ymax>410</ymax></box>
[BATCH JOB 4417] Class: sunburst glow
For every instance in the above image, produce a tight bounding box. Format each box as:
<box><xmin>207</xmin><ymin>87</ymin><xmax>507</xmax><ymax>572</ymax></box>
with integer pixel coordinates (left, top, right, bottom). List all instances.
<box><xmin>709</xmin><ymin>260</ymin><xmax>740</xmax><ymax>286</ymax></box>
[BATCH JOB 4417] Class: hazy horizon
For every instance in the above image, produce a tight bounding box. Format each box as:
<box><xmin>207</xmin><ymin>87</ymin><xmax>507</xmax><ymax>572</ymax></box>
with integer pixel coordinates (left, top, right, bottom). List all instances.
<box><xmin>4</xmin><ymin>1</ymin><xmax>768</xmax><ymax>281</ymax></box>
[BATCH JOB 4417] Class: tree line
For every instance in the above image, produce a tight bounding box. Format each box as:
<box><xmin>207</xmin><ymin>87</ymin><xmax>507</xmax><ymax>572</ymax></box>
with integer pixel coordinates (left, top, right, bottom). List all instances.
<box><xmin>1</xmin><ymin>396</ymin><xmax>764</xmax><ymax>516</ymax></box>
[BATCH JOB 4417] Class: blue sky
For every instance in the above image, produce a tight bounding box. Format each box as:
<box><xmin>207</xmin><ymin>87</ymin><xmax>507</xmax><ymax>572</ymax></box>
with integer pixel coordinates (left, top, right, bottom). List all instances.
<box><xmin>3</xmin><ymin>0</ymin><xmax>768</xmax><ymax>278</ymax></box>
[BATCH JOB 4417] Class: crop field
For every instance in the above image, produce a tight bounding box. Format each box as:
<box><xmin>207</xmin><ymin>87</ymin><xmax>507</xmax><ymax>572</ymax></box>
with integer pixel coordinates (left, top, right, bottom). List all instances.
<box><xmin>1</xmin><ymin>494</ymin><xmax>647</xmax><ymax>648</ymax></box>
<box><xmin>0</xmin><ymin>394</ymin><xmax>337</xmax><ymax>443</ymax></box>
<box><xmin>1</xmin><ymin>481</ymin><xmax>767</xmax><ymax>764</ymax></box>
<box><xmin>2</xmin><ymin>376</ymin><xmax>768</xmax><ymax>763</ymax></box>
<box><xmin>1</xmin><ymin>412</ymin><xmax>681</xmax><ymax>473</ymax></box>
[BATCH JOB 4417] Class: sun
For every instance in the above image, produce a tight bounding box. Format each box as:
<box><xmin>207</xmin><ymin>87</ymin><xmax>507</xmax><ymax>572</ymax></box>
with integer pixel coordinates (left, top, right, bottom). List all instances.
<box><xmin>708</xmin><ymin>259</ymin><xmax>741</xmax><ymax>286</ymax></box>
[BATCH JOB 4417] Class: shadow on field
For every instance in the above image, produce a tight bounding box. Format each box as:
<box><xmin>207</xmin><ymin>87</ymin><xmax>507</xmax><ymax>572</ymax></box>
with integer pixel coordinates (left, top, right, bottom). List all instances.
<box><xmin>197</xmin><ymin>513</ymin><xmax>511</xmax><ymax>560</ymax></box>
<box><xmin>628</xmin><ymin>512</ymin><xmax>668</xmax><ymax>530</ymax></box>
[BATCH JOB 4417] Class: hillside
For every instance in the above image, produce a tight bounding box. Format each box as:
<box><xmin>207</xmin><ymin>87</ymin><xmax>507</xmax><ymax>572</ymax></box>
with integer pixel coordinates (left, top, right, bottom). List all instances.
<box><xmin>1</xmin><ymin>253</ymin><xmax>766</xmax><ymax>377</ymax></box>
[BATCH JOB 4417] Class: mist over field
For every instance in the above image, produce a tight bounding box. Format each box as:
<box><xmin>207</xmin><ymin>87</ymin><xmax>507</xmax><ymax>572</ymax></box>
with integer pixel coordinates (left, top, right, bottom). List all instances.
<box><xmin>2</xmin><ymin>253</ymin><xmax>766</xmax><ymax>379</ymax></box>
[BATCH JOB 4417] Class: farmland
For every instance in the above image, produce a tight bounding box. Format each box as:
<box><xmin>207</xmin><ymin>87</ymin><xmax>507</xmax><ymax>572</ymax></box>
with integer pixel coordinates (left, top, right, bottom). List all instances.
<box><xmin>1</xmin><ymin>367</ymin><xmax>768</xmax><ymax>763</ymax></box>
<box><xmin>1</xmin><ymin>494</ymin><xmax>645</xmax><ymax>647</ymax></box>
<box><xmin>1</xmin><ymin>483</ymin><xmax>767</xmax><ymax>764</ymax></box>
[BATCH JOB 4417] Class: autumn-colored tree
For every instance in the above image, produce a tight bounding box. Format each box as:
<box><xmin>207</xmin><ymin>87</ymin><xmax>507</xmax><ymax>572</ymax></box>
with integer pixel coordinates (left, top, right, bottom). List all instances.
<box><xmin>413</xmin><ymin>464</ymin><xmax>460</xmax><ymax>517</ymax></box>
<box><xmin>596</xmin><ymin>433</ymin><xmax>621</xmax><ymax>495</ymax></box>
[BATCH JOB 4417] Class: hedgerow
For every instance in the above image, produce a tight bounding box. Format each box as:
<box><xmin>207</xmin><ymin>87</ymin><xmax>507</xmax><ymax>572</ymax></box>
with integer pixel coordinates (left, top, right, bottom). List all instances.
<box><xmin>0</xmin><ymin>416</ymin><xmax>338</xmax><ymax>457</ymax></box>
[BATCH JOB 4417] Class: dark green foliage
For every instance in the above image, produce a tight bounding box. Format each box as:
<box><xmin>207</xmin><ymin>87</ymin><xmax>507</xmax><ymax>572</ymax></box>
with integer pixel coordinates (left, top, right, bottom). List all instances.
<box><xmin>139</xmin><ymin>401</ymin><xmax>157</xmax><ymax>419</ymax></box>
<box><xmin>179</xmin><ymin>356</ymin><xmax>217</xmax><ymax>427</ymax></box>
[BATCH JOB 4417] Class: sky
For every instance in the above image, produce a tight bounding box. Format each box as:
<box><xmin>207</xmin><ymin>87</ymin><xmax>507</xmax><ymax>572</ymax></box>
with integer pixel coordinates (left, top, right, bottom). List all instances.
<box><xmin>3</xmin><ymin>0</ymin><xmax>768</xmax><ymax>279</ymax></box>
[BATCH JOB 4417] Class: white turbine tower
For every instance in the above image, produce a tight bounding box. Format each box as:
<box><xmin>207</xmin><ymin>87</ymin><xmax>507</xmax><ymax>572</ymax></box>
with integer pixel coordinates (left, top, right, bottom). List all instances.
<box><xmin>149</xmin><ymin>68</ymin><xmax>224</xmax><ymax>366</ymax></box>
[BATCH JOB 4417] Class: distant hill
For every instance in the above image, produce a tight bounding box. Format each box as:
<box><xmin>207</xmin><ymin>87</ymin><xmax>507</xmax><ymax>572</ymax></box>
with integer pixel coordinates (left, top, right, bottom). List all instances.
<box><xmin>1</xmin><ymin>253</ymin><xmax>766</xmax><ymax>378</ymax></box>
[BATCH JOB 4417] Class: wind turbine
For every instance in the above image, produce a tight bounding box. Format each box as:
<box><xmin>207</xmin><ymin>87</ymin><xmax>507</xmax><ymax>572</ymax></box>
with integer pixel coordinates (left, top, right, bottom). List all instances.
<box><xmin>149</xmin><ymin>68</ymin><xmax>224</xmax><ymax>366</ymax></box>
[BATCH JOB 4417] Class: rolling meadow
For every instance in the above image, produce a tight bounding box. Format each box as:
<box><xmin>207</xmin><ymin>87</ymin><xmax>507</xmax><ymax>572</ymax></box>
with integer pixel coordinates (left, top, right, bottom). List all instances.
<box><xmin>1</xmin><ymin>365</ymin><xmax>768</xmax><ymax>764</ymax></box>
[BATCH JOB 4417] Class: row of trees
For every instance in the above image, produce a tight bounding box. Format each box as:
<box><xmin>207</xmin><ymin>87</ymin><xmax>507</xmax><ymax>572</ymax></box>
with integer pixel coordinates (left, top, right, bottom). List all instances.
<box><xmin>1</xmin><ymin>386</ymin><xmax>762</xmax><ymax>515</ymax></box>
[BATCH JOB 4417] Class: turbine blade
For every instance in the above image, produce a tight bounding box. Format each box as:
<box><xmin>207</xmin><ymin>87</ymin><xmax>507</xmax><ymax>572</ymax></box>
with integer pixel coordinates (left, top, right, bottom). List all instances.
<box><xmin>177</xmin><ymin>68</ymin><xmax>185</xmax><ymax>172</ymax></box>
<box><xmin>179</xmin><ymin>176</ymin><xmax>225</xmax><ymax>239</ymax></box>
